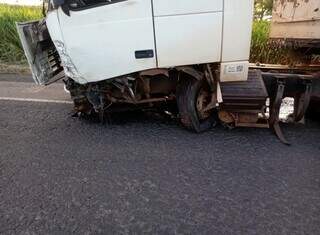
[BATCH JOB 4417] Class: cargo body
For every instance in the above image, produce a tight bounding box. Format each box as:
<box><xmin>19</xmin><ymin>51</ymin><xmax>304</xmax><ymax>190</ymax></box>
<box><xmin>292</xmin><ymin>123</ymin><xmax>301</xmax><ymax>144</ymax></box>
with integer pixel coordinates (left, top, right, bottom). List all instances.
<box><xmin>270</xmin><ymin>0</ymin><xmax>320</xmax><ymax>120</ymax></box>
<box><xmin>270</xmin><ymin>0</ymin><xmax>320</xmax><ymax>46</ymax></box>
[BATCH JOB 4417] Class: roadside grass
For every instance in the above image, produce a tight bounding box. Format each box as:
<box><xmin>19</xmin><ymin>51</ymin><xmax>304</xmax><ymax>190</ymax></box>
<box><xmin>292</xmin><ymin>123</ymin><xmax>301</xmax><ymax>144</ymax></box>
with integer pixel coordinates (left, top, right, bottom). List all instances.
<box><xmin>250</xmin><ymin>20</ymin><xmax>290</xmax><ymax>64</ymax></box>
<box><xmin>0</xmin><ymin>4</ymin><xmax>42</xmax><ymax>64</ymax></box>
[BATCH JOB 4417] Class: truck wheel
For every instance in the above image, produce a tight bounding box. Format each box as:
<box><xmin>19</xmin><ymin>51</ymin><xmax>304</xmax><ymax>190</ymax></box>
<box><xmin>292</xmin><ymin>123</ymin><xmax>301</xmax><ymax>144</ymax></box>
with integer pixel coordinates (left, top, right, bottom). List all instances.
<box><xmin>177</xmin><ymin>78</ymin><xmax>217</xmax><ymax>132</ymax></box>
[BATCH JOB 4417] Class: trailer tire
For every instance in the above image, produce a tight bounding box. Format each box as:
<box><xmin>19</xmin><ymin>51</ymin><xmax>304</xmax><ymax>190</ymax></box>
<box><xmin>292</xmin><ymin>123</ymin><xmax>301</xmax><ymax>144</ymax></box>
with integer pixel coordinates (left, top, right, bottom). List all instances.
<box><xmin>176</xmin><ymin>78</ymin><xmax>216</xmax><ymax>133</ymax></box>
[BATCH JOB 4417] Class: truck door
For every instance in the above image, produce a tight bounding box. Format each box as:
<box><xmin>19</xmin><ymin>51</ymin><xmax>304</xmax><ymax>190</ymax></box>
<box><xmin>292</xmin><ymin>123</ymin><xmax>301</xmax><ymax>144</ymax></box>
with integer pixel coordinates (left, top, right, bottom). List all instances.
<box><xmin>57</xmin><ymin>0</ymin><xmax>156</xmax><ymax>84</ymax></box>
<box><xmin>152</xmin><ymin>0</ymin><xmax>223</xmax><ymax>68</ymax></box>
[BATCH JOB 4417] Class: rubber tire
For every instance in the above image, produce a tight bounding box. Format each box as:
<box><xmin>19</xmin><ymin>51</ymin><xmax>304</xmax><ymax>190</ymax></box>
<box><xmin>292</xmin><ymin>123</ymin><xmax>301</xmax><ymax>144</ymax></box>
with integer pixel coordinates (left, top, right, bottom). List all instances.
<box><xmin>176</xmin><ymin>78</ymin><xmax>216</xmax><ymax>133</ymax></box>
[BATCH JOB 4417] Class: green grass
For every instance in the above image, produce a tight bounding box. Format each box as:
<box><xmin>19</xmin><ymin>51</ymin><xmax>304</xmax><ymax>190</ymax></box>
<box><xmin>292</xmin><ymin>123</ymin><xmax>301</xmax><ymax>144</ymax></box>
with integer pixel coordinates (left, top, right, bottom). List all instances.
<box><xmin>0</xmin><ymin>4</ymin><xmax>42</xmax><ymax>64</ymax></box>
<box><xmin>250</xmin><ymin>20</ymin><xmax>290</xmax><ymax>64</ymax></box>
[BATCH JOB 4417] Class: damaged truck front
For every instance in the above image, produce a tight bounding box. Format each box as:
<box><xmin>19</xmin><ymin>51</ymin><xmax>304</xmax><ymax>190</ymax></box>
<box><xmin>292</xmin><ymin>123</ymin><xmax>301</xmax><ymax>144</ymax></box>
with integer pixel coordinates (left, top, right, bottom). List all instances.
<box><xmin>17</xmin><ymin>0</ymin><xmax>75</xmax><ymax>85</ymax></box>
<box><xmin>18</xmin><ymin>0</ymin><xmax>260</xmax><ymax>134</ymax></box>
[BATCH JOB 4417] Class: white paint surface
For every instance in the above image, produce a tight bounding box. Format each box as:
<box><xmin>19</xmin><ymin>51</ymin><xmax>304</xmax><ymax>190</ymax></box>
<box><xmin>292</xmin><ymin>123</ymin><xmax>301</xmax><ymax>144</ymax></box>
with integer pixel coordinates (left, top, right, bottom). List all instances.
<box><xmin>222</xmin><ymin>0</ymin><xmax>254</xmax><ymax>62</ymax></box>
<box><xmin>220</xmin><ymin>61</ymin><xmax>249</xmax><ymax>82</ymax></box>
<box><xmin>152</xmin><ymin>0</ymin><xmax>223</xmax><ymax>16</ymax></box>
<box><xmin>58</xmin><ymin>0</ymin><xmax>156</xmax><ymax>83</ymax></box>
<box><xmin>155</xmin><ymin>12</ymin><xmax>223</xmax><ymax>68</ymax></box>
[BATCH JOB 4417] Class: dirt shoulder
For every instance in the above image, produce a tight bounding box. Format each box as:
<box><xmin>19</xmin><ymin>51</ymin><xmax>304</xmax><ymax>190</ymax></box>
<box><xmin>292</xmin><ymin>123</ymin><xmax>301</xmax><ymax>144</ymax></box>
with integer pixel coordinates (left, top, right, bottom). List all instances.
<box><xmin>0</xmin><ymin>63</ymin><xmax>31</xmax><ymax>75</ymax></box>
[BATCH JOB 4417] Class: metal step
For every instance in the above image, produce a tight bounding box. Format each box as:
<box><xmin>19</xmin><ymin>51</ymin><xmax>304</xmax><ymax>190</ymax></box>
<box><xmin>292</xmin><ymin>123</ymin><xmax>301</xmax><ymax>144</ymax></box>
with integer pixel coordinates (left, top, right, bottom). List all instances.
<box><xmin>220</xmin><ymin>70</ymin><xmax>268</xmax><ymax>111</ymax></box>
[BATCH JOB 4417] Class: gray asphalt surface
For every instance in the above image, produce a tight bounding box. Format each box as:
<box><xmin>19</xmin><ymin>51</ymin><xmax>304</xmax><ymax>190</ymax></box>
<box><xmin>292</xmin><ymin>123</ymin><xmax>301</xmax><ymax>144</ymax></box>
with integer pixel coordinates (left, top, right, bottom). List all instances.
<box><xmin>0</xmin><ymin>78</ymin><xmax>320</xmax><ymax>234</ymax></box>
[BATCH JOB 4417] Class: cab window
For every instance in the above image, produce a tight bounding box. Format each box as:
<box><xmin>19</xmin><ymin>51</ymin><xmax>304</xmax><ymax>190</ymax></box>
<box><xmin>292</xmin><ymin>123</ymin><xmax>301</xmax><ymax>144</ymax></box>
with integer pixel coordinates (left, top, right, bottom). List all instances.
<box><xmin>69</xmin><ymin>0</ymin><xmax>125</xmax><ymax>10</ymax></box>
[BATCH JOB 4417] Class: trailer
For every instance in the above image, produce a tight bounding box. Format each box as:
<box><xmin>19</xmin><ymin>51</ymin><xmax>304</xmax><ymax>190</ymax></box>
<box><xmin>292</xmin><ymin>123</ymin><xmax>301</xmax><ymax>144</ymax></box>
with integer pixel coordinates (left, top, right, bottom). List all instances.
<box><xmin>270</xmin><ymin>0</ymin><xmax>320</xmax><ymax>47</ymax></box>
<box><xmin>269</xmin><ymin>0</ymin><xmax>320</xmax><ymax>121</ymax></box>
<box><xmin>16</xmin><ymin>0</ymin><xmax>319</xmax><ymax>145</ymax></box>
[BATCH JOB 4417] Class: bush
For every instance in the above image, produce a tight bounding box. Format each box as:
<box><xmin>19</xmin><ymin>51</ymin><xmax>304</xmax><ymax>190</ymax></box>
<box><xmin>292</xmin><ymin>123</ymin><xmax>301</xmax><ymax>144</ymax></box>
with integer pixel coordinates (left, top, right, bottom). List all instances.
<box><xmin>250</xmin><ymin>20</ymin><xmax>291</xmax><ymax>64</ymax></box>
<box><xmin>0</xmin><ymin>4</ymin><xmax>42</xmax><ymax>64</ymax></box>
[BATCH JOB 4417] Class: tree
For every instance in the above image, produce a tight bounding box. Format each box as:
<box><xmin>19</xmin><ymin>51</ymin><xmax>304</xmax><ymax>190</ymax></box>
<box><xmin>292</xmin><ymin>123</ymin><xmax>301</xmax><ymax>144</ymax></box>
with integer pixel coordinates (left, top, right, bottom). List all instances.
<box><xmin>254</xmin><ymin>0</ymin><xmax>273</xmax><ymax>20</ymax></box>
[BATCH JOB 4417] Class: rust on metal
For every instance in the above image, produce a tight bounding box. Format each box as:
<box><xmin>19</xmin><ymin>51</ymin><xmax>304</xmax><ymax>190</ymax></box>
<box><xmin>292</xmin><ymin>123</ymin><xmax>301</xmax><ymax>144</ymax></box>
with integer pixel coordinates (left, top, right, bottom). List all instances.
<box><xmin>271</xmin><ymin>0</ymin><xmax>320</xmax><ymax>40</ymax></box>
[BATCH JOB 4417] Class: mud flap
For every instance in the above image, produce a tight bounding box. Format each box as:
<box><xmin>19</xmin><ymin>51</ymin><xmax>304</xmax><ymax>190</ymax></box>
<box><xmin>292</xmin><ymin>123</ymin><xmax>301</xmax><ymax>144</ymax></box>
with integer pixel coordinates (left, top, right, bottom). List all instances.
<box><xmin>269</xmin><ymin>80</ymin><xmax>291</xmax><ymax>145</ymax></box>
<box><xmin>294</xmin><ymin>80</ymin><xmax>312</xmax><ymax>122</ymax></box>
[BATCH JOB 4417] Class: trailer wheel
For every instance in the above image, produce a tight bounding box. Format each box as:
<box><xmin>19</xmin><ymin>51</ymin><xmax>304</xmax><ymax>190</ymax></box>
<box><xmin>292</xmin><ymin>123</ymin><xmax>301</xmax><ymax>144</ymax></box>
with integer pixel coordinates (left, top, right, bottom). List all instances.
<box><xmin>177</xmin><ymin>78</ymin><xmax>217</xmax><ymax>132</ymax></box>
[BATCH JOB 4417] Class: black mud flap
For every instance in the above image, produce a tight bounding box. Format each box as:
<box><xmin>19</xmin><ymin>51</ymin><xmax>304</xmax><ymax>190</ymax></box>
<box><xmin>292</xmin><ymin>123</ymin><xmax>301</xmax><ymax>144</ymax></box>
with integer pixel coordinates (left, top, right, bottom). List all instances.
<box><xmin>269</xmin><ymin>80</ymin><xmax>291</xmax><ymax>145</ymax></box>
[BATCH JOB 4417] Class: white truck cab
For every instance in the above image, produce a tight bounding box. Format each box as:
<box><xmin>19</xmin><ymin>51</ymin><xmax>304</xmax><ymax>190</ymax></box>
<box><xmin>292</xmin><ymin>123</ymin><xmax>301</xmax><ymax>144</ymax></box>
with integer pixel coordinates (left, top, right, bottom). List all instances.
<box><xmin>18</xmin><ymin>0</ymin><xmax>254</xmax><ymax>85</ymax></box>
<box><xmin>17</xmin><ymin>0</ymin><xmax>261</xmax><ymax>133</ymax></box>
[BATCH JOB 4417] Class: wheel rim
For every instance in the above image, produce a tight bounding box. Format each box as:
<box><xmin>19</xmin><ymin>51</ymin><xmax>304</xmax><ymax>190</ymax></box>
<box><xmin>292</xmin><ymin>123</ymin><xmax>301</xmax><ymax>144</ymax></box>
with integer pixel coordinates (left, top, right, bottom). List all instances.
<box><xmin>196</xmin><ymin>87</ymin><xmax>212</xmax><ymax>120</ymax></box>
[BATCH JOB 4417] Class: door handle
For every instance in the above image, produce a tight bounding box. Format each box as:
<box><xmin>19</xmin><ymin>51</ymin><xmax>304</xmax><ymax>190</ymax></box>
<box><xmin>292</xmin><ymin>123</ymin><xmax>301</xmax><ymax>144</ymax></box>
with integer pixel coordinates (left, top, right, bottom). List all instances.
<box><xmin>135</xmin><ymin>50</ymin><xmax>154</xmax><ymax>59</ymax></box>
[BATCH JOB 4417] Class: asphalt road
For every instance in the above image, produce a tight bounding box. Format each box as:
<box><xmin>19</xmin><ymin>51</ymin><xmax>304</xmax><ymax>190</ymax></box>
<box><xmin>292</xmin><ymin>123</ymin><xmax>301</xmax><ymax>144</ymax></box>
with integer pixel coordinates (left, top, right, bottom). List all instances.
<box><xmin>0</xmin><ymin>75</ymin><xmax>320</xmax><ymax>234</ymax></box>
